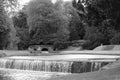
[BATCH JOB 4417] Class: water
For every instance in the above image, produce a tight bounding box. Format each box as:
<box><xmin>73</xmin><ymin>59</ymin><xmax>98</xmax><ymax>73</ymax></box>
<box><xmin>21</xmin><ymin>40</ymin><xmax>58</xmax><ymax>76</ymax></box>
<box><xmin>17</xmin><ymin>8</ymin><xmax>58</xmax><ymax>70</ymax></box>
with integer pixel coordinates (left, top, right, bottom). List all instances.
<box><xmin>0</xmin><ymin>57</ymin><xmax>109</xmax><ymax>73</ymax></box>
<box><xmin>0</xmin><ymin>58</ymin><xmax>72</xmax><ymax>73</ymax></box>
<box><xmin>0</xmin><ymin>55</ymin><xmax>116</xmax><ymax>80</ymax></box>
<box><xmin>0</xmin><ymin>68</ymin><xmax>70</xmax><ymax>80</ymax></box>
<box><xmin>8</xmin><ymin>54</ymin><xmax>120</xmax><ymax>60</ymax></box>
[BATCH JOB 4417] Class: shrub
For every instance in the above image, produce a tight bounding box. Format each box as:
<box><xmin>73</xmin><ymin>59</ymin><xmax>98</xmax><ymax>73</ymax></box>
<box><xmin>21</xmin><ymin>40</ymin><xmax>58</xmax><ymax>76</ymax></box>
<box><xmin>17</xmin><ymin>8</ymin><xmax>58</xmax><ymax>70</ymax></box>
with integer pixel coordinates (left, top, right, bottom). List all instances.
<box><xmin>110</xmin><ymin>32</ymin><xmax>120</xmax><ymax>45</ymax></box>
<box><xmin>82</xmin><ymin>41</ymin><xmax>101</xmax><ymax>50</ymax></box>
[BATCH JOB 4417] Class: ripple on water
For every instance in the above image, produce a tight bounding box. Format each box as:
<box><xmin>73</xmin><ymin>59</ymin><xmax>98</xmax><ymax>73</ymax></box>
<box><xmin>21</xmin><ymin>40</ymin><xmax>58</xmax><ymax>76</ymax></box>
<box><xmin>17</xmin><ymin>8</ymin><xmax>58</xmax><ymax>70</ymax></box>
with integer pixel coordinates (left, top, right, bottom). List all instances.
<box><xmin>0</xmin><ymin>68</ymin><xmax>70</xmax><ymax>80</ymax></box>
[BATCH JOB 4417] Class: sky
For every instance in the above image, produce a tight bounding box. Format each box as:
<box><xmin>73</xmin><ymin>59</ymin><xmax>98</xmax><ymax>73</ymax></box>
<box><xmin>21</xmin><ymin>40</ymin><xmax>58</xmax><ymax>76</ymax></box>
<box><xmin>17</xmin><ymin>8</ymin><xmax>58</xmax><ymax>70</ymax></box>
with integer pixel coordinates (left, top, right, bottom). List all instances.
<box><xmin>19</xmin><ymin>0</ymin><xmax>72</xmax><ymax>5</ymax></box>
<box><xmin>18</xmin><ymin>0</ymin><xmax>72</xmax><ymax>10</ymax></box>
<box><xmin>18</xmin><ymin>0</ymin><xmax>30</xmax><ymax>5</ymax></box>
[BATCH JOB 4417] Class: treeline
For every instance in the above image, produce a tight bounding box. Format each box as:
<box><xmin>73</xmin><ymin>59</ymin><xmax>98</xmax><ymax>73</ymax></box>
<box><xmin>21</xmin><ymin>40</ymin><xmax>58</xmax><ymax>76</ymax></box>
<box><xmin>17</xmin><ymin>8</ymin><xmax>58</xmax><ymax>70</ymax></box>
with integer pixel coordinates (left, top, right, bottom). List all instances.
<box><xmin>1</xmin><ymin>0</ymin><xmax>120</xmax><ymax>50</ymax></box>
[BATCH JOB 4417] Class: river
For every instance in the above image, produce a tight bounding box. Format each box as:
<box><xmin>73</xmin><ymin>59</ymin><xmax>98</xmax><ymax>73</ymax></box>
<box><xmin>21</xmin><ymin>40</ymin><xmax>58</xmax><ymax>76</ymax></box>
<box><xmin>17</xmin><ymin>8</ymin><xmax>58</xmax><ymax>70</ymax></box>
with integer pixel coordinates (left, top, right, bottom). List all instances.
<box><xmin>0</xmin><ymin>68</ymin><xmax>70</xmax><ymax>80</ymax></box>
<box><xmin>0</xmin><ymin>54</ymin><xmax>119</xmax><ymax>80</ymax></box>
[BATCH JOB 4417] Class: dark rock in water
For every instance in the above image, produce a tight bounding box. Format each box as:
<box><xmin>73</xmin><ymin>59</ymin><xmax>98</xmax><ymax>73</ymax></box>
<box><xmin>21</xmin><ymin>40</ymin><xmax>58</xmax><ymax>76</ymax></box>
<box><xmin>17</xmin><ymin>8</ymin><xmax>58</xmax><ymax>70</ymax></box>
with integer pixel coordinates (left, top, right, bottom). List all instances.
<box><xmin>71</xmin><ymin>62</ymin><xmax>109</xmax><ymax>73</ymax></box>
<box><xmin>71</xmin><ymin>62</ymin><xmax>92</xmax><ymax>73</ymax></box>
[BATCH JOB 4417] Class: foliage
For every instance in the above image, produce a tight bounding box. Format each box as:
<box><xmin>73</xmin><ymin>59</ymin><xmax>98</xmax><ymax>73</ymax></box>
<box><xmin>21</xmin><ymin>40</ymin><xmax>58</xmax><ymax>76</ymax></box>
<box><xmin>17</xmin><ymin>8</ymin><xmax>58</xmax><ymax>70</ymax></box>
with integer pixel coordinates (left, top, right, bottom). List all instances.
<box><xmin>64</xmin><ymin>1</ymin><xmax>85</xmax><ymax>41</ymax></box>
<box><xmin>13</xmin><ymin>11</ymin><xmax>28</xmax><ymax>28</ymax></box>
<box><xmin>7</xmin><ymin>20</ymin><xmax>19</xmax><ymax>50</ymax></box>
<box><xmin>0</xmin><ymin>0</ymin><xmax>18</xmax><ymax>49</ymax></box>
<box><xmin>110</xmin><ymin>32</ymin><xmax>120</xmax><ymax>45</ymax></box>
<box><xmin>2</xmin><ymin>0</ymin><xmax>120</xmax><ymax>50</ymax></box>
<box><xmin>53</xmin><ymin>42</ymin><xmax>70</xmax><ymax>50</ymax></box>
<box><xmin>17</xmin><ymin>28</ymin><xmax>30</xmax><ymax>50</ymax></box>
<box><xmin>0</xmin><ymin>2</ymin><xmax>9</xmax><ymax>49</ymax></box>
<box><xmin>85</xmin><ymin>0</ymin><xmax>120</xmax><ymax>30</ymax></box>
<box><xmin>27</xmin><ymin>0</ymin><xmax>69</xmax><ymax>46</ymax></box>
<box><xmin>83</xmin><ymin>27</ymin><xmax>103</xmax><ymax>49</ymax></box>
<box><xmin>71</xmin><ymin>0</ymin><xmax>120</xmax><ymax>49</ymax></box>
<box><xmin>12</xmin><ymin>9</ymin><xmax>29</xmax><ymax>50</ymax></box>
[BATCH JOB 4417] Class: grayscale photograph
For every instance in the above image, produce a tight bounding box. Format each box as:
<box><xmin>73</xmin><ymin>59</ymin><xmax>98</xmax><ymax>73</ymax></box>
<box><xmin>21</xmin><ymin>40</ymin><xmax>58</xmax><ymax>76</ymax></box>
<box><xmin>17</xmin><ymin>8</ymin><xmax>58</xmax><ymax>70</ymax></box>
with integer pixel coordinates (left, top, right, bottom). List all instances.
<box><xmin>0</xmin><ymin>0</ymin><xmax>120</xmax><ymax>80</ymax></box>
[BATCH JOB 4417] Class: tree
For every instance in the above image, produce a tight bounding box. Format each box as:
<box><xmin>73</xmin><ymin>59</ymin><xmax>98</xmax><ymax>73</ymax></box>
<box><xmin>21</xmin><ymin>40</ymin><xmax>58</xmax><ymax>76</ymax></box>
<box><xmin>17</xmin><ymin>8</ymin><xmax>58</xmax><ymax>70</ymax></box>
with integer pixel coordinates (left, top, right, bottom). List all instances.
<box><xmin>64</xmin><ymin>1</ymin><xmax>85</xmax><ymax>41</ymax></box>
<box><xmin>6</xmin><ymin>18</ymin><xmax>19</xmax><ymax>50</ymax></box>
<box><xmin>85</xmin><ymin>0</ymin><xmax>120</xmax><ymax>29</ymax></box>
<box><xmin>83</xmin><ymin>27</ymin><xmax>104</xmax><ymax>49</ymax></box>
<box><xmin>85</xmin><ymin>0</ymin><xmax>120</xmax><ymax>45</ymax></box>
<box><xmin>72</xmin><ymin>0</ymin><xmax>120</xmax><ymax>49</ymax></box>
<box><xmin>0</xmin><ymin>1</ymin><xmax>10</xmax><ymax>49</ymax></box>
<box><xmin>12</xmin><ymin>6</ymin><xmax>30</xmax><ymax>50</ymax></box>
<box><xmin>27</xmin><ymin>0</ymin><xmax>69</xmax><ymax>46</ymax></box>
<box><xmin>0</xmin><ymin>0</ymin><xmax>18</xmax><ymax>49</ymax></box>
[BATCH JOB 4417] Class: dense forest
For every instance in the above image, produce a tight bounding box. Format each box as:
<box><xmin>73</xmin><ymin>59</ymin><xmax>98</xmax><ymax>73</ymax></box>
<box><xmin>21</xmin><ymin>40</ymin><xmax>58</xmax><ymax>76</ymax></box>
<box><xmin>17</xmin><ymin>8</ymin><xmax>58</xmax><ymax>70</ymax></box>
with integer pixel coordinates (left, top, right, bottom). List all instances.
<box><xmin>0</xmin><ymin>0</ymin><xmax>120</xmax><ymax>50</ymax></box>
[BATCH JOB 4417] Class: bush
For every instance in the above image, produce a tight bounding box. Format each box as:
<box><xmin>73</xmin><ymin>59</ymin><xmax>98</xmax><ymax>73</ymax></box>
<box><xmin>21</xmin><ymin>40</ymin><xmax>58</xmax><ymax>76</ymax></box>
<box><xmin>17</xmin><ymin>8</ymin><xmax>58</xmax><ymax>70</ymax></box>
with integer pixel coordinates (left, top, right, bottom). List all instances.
<box><xmin>82</xmin><ymin>41</ymin><xmax>101</xmax><ymax>50</ymax></box>
<box><xmin>110</xmin><ymin>32</ymin><xmax>120</xmax><ymax>44</ymax></box>
<box><xmin>53</xmin><ymin>41</ymin><xmax>71</xmax><ymax>50</ymax></box>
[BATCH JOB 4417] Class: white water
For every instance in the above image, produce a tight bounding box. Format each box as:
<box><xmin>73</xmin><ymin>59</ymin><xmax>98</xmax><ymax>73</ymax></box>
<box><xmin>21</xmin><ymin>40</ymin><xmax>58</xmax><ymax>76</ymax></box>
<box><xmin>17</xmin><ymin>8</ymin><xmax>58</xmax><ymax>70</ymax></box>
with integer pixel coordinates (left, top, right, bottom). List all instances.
<box><xmin>0</xmin><ymin>57</ymin><xmax>110</xmax><ymax>73</ymax></box>
<box><xmin>0</xmin><ymin>54</ymin><xmax>116</xmax><ymax>80</ymax></box>
<box><xmin>0</xmin><ymin>58</ymin><xmax>73</xmax><ymax>73</ymax></box>
<box><xmin>8</xmin><ymin>54</ymin><xmax>120</xmax><ymax>61</ymax></box>
<box><xmin>0</xmin><ymin>68</ymin><xmax>70</xmax><ymax>80</ymax></box>
<box><xmin>0</xmin><ymin>54</ymin><xmax>118</xmax><ymax>75</ymax></box>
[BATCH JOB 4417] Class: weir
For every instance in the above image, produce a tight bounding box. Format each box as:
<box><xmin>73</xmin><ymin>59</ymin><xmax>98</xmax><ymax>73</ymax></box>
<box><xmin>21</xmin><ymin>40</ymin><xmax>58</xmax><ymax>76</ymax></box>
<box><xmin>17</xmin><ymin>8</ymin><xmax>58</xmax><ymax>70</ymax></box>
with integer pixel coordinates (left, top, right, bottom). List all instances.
<box><xmin>0</xmin><ymin>57</ymin><xmax>110</xmax><ymax>73</ymax></box>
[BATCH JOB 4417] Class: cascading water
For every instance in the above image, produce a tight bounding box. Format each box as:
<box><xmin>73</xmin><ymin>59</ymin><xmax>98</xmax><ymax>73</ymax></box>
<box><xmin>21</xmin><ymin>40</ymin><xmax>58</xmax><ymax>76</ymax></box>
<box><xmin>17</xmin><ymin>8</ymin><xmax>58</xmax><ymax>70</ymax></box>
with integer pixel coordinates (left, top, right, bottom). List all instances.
<box><xmin>0</xmin><ymin>58</ymin><xmax>72</xmax><ymax>73</ymax></box>
<box><xmin>71</xmin><ymin>61</ymin><xmax>109</xmax><ymax>73</ymax></box>
<box><xmin>0</xmin><ymin>58</ymin><xmax>109</xmax><ymax>73</ymax></box>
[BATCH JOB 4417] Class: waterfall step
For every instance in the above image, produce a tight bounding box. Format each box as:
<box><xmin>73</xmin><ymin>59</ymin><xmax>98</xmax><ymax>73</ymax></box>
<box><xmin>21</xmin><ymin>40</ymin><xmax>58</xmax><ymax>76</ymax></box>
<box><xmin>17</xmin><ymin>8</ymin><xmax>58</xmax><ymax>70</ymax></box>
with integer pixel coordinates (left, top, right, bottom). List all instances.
<box><xmin>0</xmin><ymin>57</ymin><xmax>110</xmax><ymax>73</ymax></box>
<box><xmin>6</xmin><ymin>54</ymin><xmax>120</xmax><ymax>62</ymax></box>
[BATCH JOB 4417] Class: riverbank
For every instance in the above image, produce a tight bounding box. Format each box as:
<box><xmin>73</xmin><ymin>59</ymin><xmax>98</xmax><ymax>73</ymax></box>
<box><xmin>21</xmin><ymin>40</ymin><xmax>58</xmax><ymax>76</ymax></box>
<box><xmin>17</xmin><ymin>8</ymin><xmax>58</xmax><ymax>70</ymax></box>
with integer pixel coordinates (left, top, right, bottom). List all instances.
<box><xmin>0</xmin><ymin>50</ymin><xmax>30</xmax><ymax>56</ymax></box>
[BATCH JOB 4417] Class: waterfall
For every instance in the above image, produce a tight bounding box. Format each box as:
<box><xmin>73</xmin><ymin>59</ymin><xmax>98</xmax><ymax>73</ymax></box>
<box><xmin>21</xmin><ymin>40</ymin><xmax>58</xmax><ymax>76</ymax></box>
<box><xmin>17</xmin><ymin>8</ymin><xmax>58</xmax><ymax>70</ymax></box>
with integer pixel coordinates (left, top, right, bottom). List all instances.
<box><xmin>0</xmin><ymin>58</ymin><xmax>109</xmax><ymax>73</ymax></box>
<box><xmin>0</xmin><ymin>58</ymin><xmax>72</xmax><ymax>73</ymax></box>
<box><xmin>71</xmin><ymin>61</ymin><xmax>109</xmax><ymax>73</ymax></box>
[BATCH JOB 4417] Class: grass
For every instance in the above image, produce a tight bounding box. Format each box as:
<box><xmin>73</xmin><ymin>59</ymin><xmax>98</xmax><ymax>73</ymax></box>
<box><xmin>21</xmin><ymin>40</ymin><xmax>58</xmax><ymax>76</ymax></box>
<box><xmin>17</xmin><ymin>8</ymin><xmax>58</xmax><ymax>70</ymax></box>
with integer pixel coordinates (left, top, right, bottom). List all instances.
<box><xmin>94</xmin><ymin>45</ymin><xmax>120</xmax><ymax>51</ymax></box>
<box><xmin>0</xmin><ymin>50</ymin><xmax>30</xmax><ymax>57</ymax></box>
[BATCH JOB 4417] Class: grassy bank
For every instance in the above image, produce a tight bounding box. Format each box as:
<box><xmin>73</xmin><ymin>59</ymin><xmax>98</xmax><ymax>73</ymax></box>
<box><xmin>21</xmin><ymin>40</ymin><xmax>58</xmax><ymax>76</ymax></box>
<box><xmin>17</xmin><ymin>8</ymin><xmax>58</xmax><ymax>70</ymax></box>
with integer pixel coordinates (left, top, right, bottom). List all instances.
<box><xmin>0</xmin><ymin>50</ymin><xmax>30</xmax><ymax>56</ymax></box>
